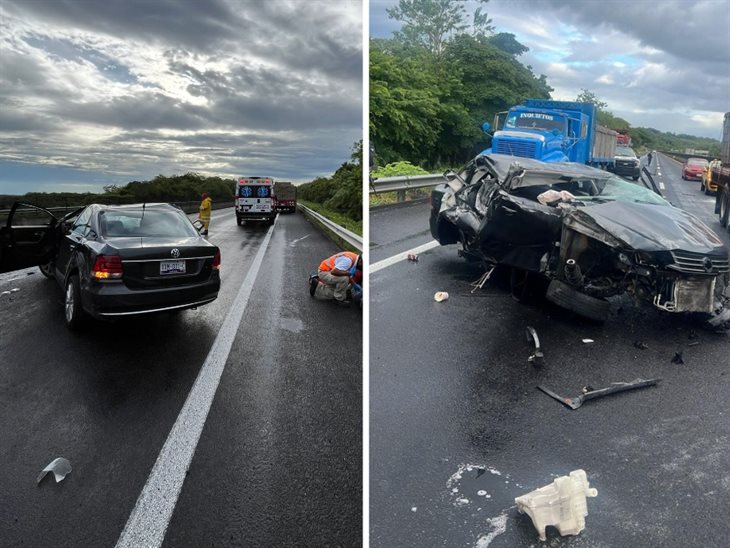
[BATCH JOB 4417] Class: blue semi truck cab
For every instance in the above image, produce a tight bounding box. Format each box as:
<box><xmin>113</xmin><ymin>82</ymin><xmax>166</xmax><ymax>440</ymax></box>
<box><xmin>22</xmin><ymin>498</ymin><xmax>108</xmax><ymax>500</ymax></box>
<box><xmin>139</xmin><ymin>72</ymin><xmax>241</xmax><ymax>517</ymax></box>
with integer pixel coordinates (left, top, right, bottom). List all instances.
<box><xmin>482</xmin><ymin>99</ymin><xmax>617</xmax><ymax>168</ymax></box>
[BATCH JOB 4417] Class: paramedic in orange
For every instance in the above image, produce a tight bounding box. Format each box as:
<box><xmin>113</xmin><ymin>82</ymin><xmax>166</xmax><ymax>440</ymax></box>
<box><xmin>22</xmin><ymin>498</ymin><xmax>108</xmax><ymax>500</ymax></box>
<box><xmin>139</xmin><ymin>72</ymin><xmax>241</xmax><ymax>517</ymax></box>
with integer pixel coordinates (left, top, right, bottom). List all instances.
<box><xmin>316</xmin><ymin>252</ymin><xmax>362</xmax><ymax>302</ymax></box>
<box><xmin>198</xmin><ymin>192</ymin><xmax>212</xmax><ymax>235</ymax></box>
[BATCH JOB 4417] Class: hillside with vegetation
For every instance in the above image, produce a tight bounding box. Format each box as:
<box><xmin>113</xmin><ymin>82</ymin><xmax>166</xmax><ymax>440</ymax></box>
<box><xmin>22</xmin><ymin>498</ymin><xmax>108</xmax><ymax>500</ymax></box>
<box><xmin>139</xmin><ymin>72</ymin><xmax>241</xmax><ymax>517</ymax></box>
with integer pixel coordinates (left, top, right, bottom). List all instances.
<box><xmin>370</xmin><ymin>0</ymin><xmax>721</xmax><ymax>173</ymax></box>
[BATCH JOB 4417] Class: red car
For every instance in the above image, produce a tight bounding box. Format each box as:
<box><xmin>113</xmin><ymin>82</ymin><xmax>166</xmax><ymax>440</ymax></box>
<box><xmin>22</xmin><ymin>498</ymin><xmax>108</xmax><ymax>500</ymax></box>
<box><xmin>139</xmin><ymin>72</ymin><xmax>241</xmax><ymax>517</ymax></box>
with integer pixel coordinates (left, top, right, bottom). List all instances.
<box><xmin>682</xmin><ymin>158</ymin><xmax>709</xmax><ymax>180</ymax></box>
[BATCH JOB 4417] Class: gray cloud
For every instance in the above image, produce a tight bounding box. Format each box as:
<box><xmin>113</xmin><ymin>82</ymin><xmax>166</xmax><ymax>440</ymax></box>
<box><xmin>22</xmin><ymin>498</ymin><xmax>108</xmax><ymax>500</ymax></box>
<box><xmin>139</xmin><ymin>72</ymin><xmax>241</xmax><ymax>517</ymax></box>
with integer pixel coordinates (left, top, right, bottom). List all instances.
<box><xmin>0</xmin><ymin>0</ymin><xmax>362</xmax><ymax>192</ymax></box>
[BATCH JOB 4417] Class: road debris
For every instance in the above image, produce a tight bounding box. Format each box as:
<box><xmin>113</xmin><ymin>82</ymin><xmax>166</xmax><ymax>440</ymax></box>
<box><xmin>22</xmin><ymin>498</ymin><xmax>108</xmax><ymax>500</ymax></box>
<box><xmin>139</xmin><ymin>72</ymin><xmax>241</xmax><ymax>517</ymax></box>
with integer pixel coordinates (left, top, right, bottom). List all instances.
<box><xmin>434</xmin><ymin>291</ymin><xmax>449</xmax><ymax>302</ymax></box>
<box><xmin>407</xmin><ymin>252</ymin><xmax>419</xmax><ymax>262</ymax></box>
<box><xmin>687</xmin><ymin>341</ymin><xmax>700</xmax><ymax>347</ymax></box>
<box><xmin>525</xmin><ymin>326</ymin><xmax>544</xmax><ymax>366</ymax></box>
<box><xmin>37</xmin><ymin>457</ymin><xmax>72</xmax><ymax>485</ymax></box>
<box><xmin>633</xmin><ymin>341</ymin><xmax>649</xmax><ymax>350</ymax></box>
<box><xmin>581</xmin><ymin>339</ymin><xmax>594</xmax><ymax>344</ymax></box>
<box><xmin>671</xmin><ymin>351</ymin><xmax>684</xmax><ymax>364</ymax></box>
<box><xmin>470</xmin><ymin>266</ymin><xmax>495</xmax><ymax>293</ymax></box>
<box><xmin>515</xmin><ymin>469</ymin><xmax>597</xmax><ymax>542</ymax></box>
<box><xmin>537</xmin><ymin>378</ymin><xmax>659</xmax><ymax>410</ymax></box>
<box><xmin>688</xmin><ymin>329</ymin><xmax>698</xmax><ymax>340</ymax></box>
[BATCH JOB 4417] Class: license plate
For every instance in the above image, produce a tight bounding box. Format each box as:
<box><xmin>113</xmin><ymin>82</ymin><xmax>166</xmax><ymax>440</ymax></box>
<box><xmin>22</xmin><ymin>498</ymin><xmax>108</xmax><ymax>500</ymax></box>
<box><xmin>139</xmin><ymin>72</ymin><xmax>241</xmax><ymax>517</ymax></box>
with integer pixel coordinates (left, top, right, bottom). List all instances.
<box><xmin>160</xmin><ymin>260</ymin><xmax>185</xmax><ymax>275</ymax></box>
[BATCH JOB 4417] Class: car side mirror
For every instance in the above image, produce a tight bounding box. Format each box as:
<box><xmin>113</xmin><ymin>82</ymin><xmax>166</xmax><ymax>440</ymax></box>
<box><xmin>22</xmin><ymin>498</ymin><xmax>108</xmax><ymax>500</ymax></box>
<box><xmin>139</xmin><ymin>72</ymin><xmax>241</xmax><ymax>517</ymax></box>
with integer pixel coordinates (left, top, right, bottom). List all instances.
<box><xmin>481</xmin><ymin>122</ymin><xmax>491</xmax><ymax>134</ymax></box>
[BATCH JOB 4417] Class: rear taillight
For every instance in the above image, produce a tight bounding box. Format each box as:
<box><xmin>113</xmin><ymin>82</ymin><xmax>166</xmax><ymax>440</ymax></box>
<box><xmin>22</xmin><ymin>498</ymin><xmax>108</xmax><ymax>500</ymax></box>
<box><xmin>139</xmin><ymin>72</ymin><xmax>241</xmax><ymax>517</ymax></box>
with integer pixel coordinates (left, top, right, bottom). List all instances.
<box><xmin>91</xmin><ymin>255</ymin><xmax>123</xmax><ymax>279</ymax></box>
<box><xmin>212</xmin><ymin>250</ymin><xmax>221</xmax><ymax>270</ymax></box>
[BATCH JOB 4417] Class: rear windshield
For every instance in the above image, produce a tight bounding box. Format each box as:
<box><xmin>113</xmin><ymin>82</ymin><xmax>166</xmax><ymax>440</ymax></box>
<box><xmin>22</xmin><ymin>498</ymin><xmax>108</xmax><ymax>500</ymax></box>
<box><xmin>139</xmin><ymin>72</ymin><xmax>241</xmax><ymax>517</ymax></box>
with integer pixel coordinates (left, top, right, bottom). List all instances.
<box><xmin>239</xmin><ymin>185</ymin><xmax>271</xmax><ymax>198</ymax></box>
<box><xmin>99</xmin><ymin>208</ymin><xmax>198</xmax><ymax>238</ymax></box>
<box><xmin>616</xmin><ymin>146</ymin><xmax>636</xmax><ymax>157</ymax></box>
<box><xmin>687</xmin><ymin>158</ymin><xmax>708</xmax><ymax>166</ymax></box>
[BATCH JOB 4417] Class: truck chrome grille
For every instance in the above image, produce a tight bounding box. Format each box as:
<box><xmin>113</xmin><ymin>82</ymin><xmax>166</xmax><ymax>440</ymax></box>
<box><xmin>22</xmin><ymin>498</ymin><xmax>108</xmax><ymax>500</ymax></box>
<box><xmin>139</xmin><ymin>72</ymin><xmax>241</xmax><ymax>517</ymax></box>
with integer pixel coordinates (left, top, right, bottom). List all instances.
<box><xmin>494</xmin><ymin>139</ymin><xmax>537</xmax><ymax>158</ymax></box>
<box><xmin>669</xmin><ymin>250</ymin><xmax>730</xmax><ymax>274</ymax></box>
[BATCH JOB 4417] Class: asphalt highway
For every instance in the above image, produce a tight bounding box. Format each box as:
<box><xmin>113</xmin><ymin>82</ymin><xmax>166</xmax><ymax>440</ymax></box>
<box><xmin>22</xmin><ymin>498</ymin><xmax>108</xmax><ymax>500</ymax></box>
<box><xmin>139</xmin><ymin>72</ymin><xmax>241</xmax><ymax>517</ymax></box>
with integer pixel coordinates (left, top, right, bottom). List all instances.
<box><xmin>0</xmin><ymin>208</ymin><xmax>362</xmax><ymax>547</ymax></box>
<box><xmin>370</xmin><ymin>153</ymin><xmax>730</xmax><ymax>547</ymax></box>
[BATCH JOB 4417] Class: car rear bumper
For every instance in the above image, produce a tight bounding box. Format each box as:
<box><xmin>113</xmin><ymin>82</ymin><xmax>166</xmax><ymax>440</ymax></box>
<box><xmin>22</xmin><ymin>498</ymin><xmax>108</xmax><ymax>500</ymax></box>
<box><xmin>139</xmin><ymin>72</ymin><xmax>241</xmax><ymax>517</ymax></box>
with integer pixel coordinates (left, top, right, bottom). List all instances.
<box><xmin>236</xmin><ymin>211</ymin><xmax>276</xmax><ymax>220</ymax></box>
<box><xmin>684</xmin><ymin>172</ymin><xmax>703</xmax><ymax>180</ymax></box>
<box><xmin>81</xmin><ymin>275</ymin><xmax>221</xmax><ymax>317</ymax></box>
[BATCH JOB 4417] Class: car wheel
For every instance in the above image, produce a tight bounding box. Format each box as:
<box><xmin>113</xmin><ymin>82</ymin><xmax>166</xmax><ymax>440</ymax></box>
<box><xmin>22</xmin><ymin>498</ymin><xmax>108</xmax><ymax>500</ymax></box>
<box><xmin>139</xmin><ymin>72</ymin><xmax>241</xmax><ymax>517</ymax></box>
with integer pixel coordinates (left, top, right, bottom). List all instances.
<box><xmin>720</xmin><ymin>192</ymin><xmax>730</xmax><ymax>228</ymax></box>
<box><xmin>236</xmin><ymin>217</ymin><xmax>242</xmax><ymax>226</ymax></box>
<box><xmin>545</xmin><ymin>279</ymin><xmax>610</xmax><ymax>322</ymax></box>
<box><xmin>510</xmin><ymin>268</ymin><xmax>546</xmax><ymax>303</ymax></box>
<box><xmin>64</xmin><ymin>274</ymin><xmax>85</xmax><ymax>330</ymax></box>
<box><xmin>38</xmin><ymin>262</ymin><xmax>55</xmax><ymax>279</ymax></box>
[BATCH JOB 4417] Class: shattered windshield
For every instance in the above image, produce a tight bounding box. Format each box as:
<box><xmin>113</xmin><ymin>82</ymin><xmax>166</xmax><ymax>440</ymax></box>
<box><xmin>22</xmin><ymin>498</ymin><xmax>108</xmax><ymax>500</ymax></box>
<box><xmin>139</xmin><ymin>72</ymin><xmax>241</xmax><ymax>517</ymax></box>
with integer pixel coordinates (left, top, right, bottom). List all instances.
<box><xmin>513</xmin><ymin>172</ymin><xmax>669</xmax><ymax>207</ymax></box>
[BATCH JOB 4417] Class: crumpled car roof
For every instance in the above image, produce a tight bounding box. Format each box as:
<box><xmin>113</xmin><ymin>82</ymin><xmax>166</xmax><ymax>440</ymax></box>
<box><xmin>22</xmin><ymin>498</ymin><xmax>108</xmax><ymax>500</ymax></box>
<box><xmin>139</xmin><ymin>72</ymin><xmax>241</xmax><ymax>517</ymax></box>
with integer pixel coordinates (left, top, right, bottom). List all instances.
<box><xmin>482</xmin><ymin>153</ymin><xmax>613</xmax><ymax>182</ymax></box>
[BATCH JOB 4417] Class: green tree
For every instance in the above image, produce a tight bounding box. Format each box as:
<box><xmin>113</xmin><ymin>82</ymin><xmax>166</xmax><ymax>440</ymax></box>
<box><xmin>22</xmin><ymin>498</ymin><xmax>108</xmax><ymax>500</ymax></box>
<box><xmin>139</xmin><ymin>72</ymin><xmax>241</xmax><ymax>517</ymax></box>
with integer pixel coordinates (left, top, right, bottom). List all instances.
<box><xmin>575</xmin><ymin>88</ymin><xmax>607</xmax><ymax>110</ymax></box>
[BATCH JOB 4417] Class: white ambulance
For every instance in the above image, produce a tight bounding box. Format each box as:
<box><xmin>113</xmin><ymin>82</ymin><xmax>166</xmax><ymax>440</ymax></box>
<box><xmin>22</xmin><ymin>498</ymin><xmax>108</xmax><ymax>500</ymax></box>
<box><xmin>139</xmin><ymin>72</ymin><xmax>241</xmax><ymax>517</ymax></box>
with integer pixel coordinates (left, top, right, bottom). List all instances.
<box><xmin>235</xmin><ymin>176</ymin><xmax>277</xmax><ymax>225</ymax></box>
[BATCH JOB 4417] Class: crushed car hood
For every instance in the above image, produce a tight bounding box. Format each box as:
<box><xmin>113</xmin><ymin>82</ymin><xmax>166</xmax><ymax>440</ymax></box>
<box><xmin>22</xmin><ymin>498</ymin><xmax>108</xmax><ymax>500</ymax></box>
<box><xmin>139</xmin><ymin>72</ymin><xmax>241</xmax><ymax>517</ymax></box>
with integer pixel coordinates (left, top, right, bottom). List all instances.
<box><xmin>566</xmin><ymin>201</ymin><xmax>727</xmax><ymax>254</ymax></box>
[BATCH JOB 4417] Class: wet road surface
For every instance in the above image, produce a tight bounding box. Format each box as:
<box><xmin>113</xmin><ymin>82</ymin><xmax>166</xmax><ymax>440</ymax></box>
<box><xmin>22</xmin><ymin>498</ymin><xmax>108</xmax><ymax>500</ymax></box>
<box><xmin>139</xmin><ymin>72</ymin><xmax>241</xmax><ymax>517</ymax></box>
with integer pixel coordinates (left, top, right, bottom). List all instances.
<box><xmin>0</xmin><ymin>209</ymin><xmax>361</xmax><ymax>547</ymax></box>
<box><xmin>370</xmin><ymin>153</ymin><xmax>730</xmax><ymax>547</ymax></box>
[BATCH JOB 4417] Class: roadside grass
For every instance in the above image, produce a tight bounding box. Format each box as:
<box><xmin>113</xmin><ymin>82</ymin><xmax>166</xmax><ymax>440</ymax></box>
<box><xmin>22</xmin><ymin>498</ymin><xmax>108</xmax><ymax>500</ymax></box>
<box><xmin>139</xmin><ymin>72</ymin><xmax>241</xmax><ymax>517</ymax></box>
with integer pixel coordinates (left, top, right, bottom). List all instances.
<box><xmin>369</xmin><ymin>189</ymin><xmax>430</xmax><ymax>207</ymax></box>
<box><xmin>298</xmin><ymin>200</ymin><xmax>362</xmax><ymax>235</ymax></box>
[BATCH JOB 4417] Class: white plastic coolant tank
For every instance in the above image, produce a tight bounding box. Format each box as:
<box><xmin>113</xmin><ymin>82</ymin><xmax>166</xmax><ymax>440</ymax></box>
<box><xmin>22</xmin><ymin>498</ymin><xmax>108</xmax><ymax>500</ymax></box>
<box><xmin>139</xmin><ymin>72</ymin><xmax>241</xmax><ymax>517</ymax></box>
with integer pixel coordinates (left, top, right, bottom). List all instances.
<box><xmin>514</xmin><ymin>469</ymin><xmax>598</xmax><ymax>541</ymax></box>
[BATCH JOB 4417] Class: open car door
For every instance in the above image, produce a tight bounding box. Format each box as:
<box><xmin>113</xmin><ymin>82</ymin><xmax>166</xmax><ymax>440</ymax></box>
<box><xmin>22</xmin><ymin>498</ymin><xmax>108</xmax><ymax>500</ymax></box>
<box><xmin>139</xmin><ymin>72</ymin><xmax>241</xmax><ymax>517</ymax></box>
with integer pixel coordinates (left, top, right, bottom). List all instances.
<box><xmin>0</xmin><ymin>203</ymin><xmax>60</xmax><ymax>273</ymax></box>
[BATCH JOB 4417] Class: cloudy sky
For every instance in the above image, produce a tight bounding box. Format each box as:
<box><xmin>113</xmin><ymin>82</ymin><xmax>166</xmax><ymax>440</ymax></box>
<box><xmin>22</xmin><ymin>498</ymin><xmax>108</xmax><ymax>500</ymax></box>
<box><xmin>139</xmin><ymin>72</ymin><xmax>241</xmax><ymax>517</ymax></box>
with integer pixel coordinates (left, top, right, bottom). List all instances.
<box><xmin>0</xmin><ymin>0</ymin><xmax>362</xmax><ymax>194</ymax></box>
<box><xmin>371</xmin><ymin>0</ymin><xmax>730</xmax><ymax>140</ymax></box>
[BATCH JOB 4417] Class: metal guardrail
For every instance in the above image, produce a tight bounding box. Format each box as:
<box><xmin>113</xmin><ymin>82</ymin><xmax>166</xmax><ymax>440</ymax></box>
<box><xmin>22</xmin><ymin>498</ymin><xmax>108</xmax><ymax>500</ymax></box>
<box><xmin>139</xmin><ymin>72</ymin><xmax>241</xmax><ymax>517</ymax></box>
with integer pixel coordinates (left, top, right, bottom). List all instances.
<box><xmin>298</xmin><ymin>204</ymin><xmax>362</xmax><ymax>252</ymax></box>
<box><xmin>369</xmin><ymin>173</ymin><xmax>444</xmax><ymax>194</ymax></box>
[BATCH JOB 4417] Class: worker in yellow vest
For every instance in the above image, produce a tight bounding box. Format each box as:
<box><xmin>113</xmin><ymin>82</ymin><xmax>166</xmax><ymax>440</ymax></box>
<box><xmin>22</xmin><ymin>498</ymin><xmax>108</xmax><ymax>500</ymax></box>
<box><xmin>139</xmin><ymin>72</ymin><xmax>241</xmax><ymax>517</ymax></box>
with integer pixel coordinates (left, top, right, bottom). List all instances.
<box><xmin>198</xmin><ymin>192</ymin><xmax>212</xmax><ymax>235</ymax></box>
<box><xmin>314</xmin><ymin>251</ymin><xmax>362</xmax><ymax>303</ymax></box>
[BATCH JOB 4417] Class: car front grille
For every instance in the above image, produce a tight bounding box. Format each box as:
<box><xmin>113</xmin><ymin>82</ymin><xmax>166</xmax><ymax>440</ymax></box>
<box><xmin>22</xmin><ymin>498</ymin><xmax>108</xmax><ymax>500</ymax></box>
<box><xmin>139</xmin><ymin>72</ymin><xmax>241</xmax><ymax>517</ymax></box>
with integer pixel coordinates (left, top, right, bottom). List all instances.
<box><xmin>494</xmin><ymin>139</ymin><xmax>537</xmax><ymax>158</ymax></box>
<box><xmin>669</xmin><ymin>250</ymin><xmax>730</xmax><ymax>274</ymax></box>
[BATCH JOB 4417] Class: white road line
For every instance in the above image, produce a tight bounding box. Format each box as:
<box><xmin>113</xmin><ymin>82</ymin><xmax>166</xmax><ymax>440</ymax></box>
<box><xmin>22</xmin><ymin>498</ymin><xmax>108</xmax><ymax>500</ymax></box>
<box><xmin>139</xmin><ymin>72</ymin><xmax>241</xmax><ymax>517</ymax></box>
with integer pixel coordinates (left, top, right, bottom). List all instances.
<box><xmin>116</xmin><ymin>219</ymin><xmax>277</xmax><ymax>548</ymax></box>
<box><xmin>370</xmin><ymin>240</ymin><xmax>440</xmax><ymax>273</ymax></box>
<box><xmin>660</xmin><ymin>182</ymin><xmax>666</xmax><ymax>190</ymax></box>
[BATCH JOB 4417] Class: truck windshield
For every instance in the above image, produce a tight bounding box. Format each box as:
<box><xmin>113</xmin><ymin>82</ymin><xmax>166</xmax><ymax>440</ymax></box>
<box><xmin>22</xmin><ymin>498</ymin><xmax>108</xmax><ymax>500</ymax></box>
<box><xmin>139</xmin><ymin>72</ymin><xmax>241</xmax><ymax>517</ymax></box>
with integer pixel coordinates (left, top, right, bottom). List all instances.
<box><xmin>505</xmin><ymin>112</ymin><xmax>565</xmax><ymax>132</ymax></box>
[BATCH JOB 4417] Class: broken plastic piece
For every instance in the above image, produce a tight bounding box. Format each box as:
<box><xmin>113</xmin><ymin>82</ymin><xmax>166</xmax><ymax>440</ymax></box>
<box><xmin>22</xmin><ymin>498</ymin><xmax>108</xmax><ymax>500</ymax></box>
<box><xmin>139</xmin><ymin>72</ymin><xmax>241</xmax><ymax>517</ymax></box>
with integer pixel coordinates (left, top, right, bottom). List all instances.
<box><xmin>434</xmin><ymin>291</ymin><xmax>449</xmax><ymax>302</ymax></box>
<box><xmin>526</xmin><ymin>326</ymin><xmax>544</xmax><ymax>366</ymax></box>
<box><xmin>515</xmin><ymin>469</ymin><xmax>597</xmax><ymax>541</ymax></box>
<box><xmin>37</xmin><ymin>457</ymin><xmax>72</xmax><ymax>484</ymax></box>
<box><xmin>538</xmin><ymin>378</ymin><xmax>659</xmax><ymax>410</ymax></box>
<box><xmin>407</xmin><ymin>252</ymin><xmax>419</xmax><ymax>262</ymax></box>
<box><xmin>581</xmin><ymin>339</ymin><xmax>594</xmax><ymax>344</ymax></box>
<box><xmin>633</xmin><ymin>341</ymin><xmax>649</xmax><ymax>350</ymax></box>
<box><xmin>671</xmin><ymin>351</ymin><xmax>684</xmax><ymax>364</ymax></box>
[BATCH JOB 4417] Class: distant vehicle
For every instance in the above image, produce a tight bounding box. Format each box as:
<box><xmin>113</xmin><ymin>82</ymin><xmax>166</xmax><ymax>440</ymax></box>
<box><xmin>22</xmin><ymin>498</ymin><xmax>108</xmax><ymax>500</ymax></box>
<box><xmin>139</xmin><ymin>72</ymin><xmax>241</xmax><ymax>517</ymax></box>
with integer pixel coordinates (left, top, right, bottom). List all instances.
<box><xmin>273</xmin><ymin>181</ymin><xmax>297</xmax><ymax>213</ymax></box>
<box><xmin>609</xmin><ymin>145</ymin><xmax>640</xmax><ymax>180</ymax></box>
<box><xmin>235</xmin><ymin>176</ymin><xmax>277</xmax><ymax>225</ymax></box>
<box><xmin>682</xmin><ymin>158</ymin><xmax>709</xmax><ymax>180</ymax></box>
<box><xmin>429</xmin><ymin>154</ymin><xmax>730</xmax><ymax>329</ymax></box>
<box><xmin>616</xmin><ymin>132</ymin><xmax>632</xmax><ymax>146</ymax></box>
<box><xmin>0</xmin><ymin>203</ymin><xmax>221</xmax><ymax>329</ymax></box>
<box><xmin>701</xmin><ymin>159</ymin><xmax>723</xmax><ymax>195</ymax></box>
<box><xmin>482</xmin><ymin>99</ymin><xmax>617</xmax><ymax>168</ymax></box>
<box><xmin>712</xmin><ymin>112</ymin><xmax>730</xmax><ymax>230</ymax></box>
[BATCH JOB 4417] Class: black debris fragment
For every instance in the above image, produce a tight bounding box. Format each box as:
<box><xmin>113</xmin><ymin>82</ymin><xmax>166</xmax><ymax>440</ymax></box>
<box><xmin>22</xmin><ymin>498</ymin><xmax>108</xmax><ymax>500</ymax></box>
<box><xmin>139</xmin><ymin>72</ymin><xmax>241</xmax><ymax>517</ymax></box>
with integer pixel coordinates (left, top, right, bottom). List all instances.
<box><xmin>688</xmin><ymin>330</ymin><xmax>698</xmax><ymax>340</ymax></box>
<box><xmin>633</xmin><ymin>341</ymin><xmax>649</xmax><ymax>350</ymax></box>
<box><xmin>671</xmin><ymin>351</ymin><xmax>684</xmax><ymax>364</ymax></box>
<box><xmin>476</xmin><ymin>468</ymin><xmax>486</xmax><ymax>479</ymax></box>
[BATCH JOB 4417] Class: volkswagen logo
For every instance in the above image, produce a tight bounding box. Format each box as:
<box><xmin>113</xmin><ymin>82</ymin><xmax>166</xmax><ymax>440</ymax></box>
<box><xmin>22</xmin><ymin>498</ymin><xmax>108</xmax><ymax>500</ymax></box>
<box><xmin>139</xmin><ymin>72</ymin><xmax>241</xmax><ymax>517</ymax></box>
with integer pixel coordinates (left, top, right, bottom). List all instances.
<box><xmin>171</xmin><ymin>248</ymin><xmax>181</xmax><ymax>259</ymax></box>
<box><xmin>703</xmin><ymin>257</ymin><xmax>713</xmax><ymax>273</ymax></box>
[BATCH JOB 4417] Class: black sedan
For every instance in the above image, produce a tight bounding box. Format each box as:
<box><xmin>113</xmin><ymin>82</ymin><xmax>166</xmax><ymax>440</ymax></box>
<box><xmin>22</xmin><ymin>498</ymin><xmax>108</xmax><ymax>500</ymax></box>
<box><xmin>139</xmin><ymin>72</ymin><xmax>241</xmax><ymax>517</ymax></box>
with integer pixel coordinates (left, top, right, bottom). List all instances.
<box><xmin>429</xmin><ymin>154</ymin><xmax>730</xmax><ymax>330</ymax></box>
<box><xmin>0</xmin><ymin>202</ymin><xmax>221</xmax><ymax>329</ymax></box>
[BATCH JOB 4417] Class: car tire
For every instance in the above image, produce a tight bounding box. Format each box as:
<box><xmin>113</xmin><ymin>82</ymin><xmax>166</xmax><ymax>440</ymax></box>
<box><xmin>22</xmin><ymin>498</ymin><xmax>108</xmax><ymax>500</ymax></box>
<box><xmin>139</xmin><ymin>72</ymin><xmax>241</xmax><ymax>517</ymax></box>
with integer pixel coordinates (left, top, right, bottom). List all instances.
<box><xmin>236</xmin><ymin>217</ymin><xmax>242</xmax><ymax>226</ymax></box>
<box><xmin>720</xmin><ymin>192</ymin><xmax>730</xmax><ymax>228</ymax></box>
<box><xmin>38</xmin><ymin>262</ymin><xmax>55</xmax><ymax>279</ymax></box>
<box><xmin>545</xmin><ymin>279</ymin><xmax>610</xmax><ymax>322</ymax></box>
<box><xmin>510</xmin><ymin>268</ymin><xmax>547</xmax><ymax>304</ymax></box>
<box><xmin>64</xmin><ymin>274</ymin><xmax>85</xmax><ymax>330</ymax></box>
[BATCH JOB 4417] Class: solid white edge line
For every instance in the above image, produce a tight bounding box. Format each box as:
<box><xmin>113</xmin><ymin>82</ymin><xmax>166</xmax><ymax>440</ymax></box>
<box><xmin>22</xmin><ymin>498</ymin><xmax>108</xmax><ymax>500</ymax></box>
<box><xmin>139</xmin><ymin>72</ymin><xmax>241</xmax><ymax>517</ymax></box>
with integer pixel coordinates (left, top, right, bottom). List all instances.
<box><xmin>116</xmin><ymin>219</ymin><xmax>277</xmax><ymax>548</ymax></box>
<box><xmin>361</xmin><ymin>0</ymin><xmax>370</xmax><ymax>544</ymax></box>
<box><xmin>370</xmin><ymin>240</ymin><xmax>441</xmax><ymax>273</ymax></box>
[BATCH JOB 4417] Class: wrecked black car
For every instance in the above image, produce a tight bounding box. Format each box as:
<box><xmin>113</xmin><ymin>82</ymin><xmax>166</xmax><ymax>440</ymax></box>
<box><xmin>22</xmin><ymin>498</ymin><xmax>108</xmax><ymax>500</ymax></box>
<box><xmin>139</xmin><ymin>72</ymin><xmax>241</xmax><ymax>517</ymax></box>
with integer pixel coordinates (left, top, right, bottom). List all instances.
<box><xmin>429</xmin><ymin>154</ymin><xmax>730</xmax><ymax>329</ymax></box>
